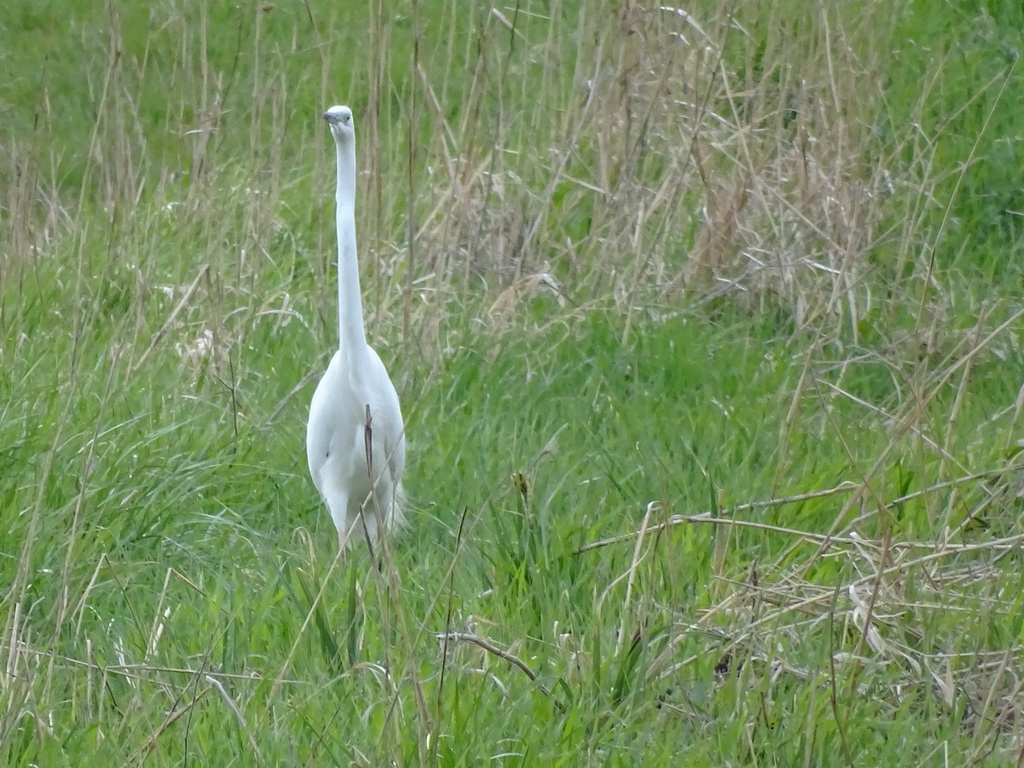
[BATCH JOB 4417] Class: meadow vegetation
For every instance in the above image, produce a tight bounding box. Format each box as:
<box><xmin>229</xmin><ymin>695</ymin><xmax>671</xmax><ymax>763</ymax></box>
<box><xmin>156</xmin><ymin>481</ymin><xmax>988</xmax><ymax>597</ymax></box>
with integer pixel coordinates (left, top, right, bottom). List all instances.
<box><xmin>2</xmin><ymin>0</ymin><xmax>1023</xmax><ymax>765</ymax></box>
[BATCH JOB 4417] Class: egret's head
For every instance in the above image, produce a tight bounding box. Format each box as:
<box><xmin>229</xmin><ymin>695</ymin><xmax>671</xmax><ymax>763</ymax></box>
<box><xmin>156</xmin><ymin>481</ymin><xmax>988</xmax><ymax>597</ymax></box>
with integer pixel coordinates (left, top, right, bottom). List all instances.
<box><xmin>323</xmin><ymin>105</ymin><xmax>354</xmax><ymax>143</ymax></box>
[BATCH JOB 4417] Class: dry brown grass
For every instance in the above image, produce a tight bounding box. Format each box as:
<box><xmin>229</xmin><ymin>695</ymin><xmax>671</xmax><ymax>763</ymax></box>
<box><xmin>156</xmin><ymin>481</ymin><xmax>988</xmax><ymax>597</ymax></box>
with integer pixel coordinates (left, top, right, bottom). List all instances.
<box><xmin>576</xmin><ymin>460</ymin><xmax>1024</xmax><ymax>759</ymax></box>
<box><xmin>377</xmin><ymin>3</ymin><xmax>898</xmax><ymax>343</ymax></box>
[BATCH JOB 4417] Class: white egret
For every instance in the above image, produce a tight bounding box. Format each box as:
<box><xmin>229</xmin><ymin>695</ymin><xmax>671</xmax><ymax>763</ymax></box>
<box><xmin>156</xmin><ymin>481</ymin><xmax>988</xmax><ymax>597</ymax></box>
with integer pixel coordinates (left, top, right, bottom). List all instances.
<box><xmin>306</xmin><ymin>105</ymin><xmax>406</xmax><ymax>554</ymax></box>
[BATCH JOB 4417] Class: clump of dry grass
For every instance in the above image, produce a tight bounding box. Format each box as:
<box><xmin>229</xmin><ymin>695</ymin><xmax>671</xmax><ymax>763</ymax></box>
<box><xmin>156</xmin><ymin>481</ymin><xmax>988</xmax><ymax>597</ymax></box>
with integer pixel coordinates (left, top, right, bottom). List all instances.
<box><xmin>392</xmin><ymin>3</ymin><xmax>894</xmax><ymax>337</ymax></box>
<box><xmin>573</xmin><ymin>459</ymin><xmax>1024</xmax><ymax>757</ymax></box>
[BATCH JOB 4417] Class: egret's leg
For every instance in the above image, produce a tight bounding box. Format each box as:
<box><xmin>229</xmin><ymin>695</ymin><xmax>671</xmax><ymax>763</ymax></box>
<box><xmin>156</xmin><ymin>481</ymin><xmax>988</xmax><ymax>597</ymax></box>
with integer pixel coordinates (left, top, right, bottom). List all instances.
<box><xmin>337</xmin><ymin>528</ymin><xmax>347</xmax><ymax>559</ymax></box>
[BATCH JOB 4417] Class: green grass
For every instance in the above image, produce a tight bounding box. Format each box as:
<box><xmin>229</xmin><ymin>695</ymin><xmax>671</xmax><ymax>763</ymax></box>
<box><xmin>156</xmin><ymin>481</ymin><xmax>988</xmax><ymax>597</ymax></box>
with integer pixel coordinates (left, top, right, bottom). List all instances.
<box><xmin>2</xmin><ymin>0</ymin><xmax>1024</xmax><ymax>765</ymax></box>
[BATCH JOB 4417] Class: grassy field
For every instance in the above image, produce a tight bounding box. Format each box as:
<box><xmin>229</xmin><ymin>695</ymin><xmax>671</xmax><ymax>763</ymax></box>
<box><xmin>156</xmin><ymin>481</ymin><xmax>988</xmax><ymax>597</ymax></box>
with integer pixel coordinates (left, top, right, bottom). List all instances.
<box><xmin>2</xmin><ymin>0</ymin><xmax>1023</xmax><ymax>765</ymax></box>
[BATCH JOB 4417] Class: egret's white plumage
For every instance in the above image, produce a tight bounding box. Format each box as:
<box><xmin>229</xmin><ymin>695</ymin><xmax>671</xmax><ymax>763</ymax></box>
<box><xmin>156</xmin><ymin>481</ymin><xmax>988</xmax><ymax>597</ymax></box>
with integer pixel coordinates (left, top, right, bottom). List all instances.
<box><xmin>306</xmin><ymin>105</ymin><xmax>405</xmax><ymax>552</ymax></box>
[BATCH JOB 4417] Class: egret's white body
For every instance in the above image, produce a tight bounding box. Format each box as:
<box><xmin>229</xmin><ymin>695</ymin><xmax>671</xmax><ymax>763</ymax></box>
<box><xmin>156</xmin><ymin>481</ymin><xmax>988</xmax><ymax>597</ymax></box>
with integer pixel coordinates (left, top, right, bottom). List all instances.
<box><xmin>306</xmin><ymin>105</ymin><xmax>405</xmax><ymax>551</ymax></box>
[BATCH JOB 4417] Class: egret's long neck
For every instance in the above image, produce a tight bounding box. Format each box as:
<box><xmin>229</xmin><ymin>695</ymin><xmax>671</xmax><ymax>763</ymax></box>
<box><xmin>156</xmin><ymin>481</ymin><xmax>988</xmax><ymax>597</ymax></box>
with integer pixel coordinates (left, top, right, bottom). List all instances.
<box><xmin>334</xmin><ymin>137</ymin><xmax>369</xmax><ymax>367</ymax></box>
